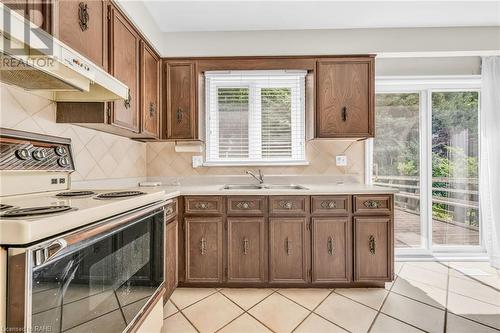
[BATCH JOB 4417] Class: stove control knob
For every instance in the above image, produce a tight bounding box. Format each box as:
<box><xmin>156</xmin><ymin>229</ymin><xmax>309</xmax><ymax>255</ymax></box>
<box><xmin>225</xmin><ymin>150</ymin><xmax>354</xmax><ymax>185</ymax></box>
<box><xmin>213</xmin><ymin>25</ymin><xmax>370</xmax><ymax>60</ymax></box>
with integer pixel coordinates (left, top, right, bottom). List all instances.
<box><xmin>15</xmin><ymin>148</ymin><xmax>30</xmax><ymax>160</ymax></box>
<box><xmin>55</xmin><ymin>146</ymin><xmax>67</xmax><ymax>156</ymax></box>
<box><xmin>58</xmin><ymin>157</ymin><xmax>70</xmax><ymax>167</ymax></box>
<box><xmin>32</xmin><ymin>149</ymin><xmax>47</xmax><ymax>161</ymax></box>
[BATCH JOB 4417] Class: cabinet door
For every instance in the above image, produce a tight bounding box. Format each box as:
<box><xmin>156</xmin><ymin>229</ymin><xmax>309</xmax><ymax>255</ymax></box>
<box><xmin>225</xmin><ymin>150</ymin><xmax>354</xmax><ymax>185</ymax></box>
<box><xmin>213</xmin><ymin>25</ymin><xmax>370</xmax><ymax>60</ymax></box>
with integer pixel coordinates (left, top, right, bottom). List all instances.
<box><xmin>227</xmin><ymin>217</ymin><xmax>266</xmax><ymax>283</ymax></box>
<box><xmin>185</xmin><ymin>217</ymin><xmax>223</xmax><ymax>283</ymax></box>
<box><xmin>3</xmin><ymin>0</ymin><xmax>52</xmax><ymax>33</ymax></box>
<box><xmin>312</xmin><ymin>217</ymin><xmax>351</xmax><ymax>283</ymax></box>
<box><xmin>56</xmin><ymin>0</ymin><xmax>106</xmax><ymax>69</ymax></box>
<box><xmin>269</xmin><ymin>217</ymin><xmax>309</xmax><ymax>283</ymax></box>
<box><xmin>164</xmin><ymin>62</ymin><xmax>197</xmax><ymax>139</ymax></box>
<box><xmin>140</xmin><ymin>41</ymin><xmax>160</xmax><ymax>138</ymax></box>
<box><xmin>354</xmin><ymin>217</ymin><xmax>393</xmax><ymax>282</ymax></box>
<box><xmin>109</xmin><ymin>4</ymin><xmax>140</xmax><ymax>132</ymax></box>
<box><xmin>165</xmin><ymin>219</ymin><xmax>178</xmax><ymax>298</ymax></box>
<box><xmin>316</xmin><ymin>57</ymin><xmax>374</xmax><ymax>138</ymax></box>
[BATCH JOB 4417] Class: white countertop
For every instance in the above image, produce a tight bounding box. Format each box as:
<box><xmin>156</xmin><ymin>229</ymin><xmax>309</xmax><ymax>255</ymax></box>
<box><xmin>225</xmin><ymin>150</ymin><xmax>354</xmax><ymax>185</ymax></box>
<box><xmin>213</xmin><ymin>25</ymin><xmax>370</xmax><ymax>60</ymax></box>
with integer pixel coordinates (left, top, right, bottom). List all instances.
<box><xmin>1</xmin><ymin>179</ymin><xmax>396</xmax><ymax>245</ymax></box>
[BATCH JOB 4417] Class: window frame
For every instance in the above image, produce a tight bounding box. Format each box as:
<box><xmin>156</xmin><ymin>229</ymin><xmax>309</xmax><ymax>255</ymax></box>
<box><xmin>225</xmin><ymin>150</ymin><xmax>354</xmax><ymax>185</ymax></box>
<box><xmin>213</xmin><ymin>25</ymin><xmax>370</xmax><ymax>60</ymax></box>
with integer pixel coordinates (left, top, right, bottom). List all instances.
<box><xmin>366</xmin><ymin>75</ymin><xmax>485</xmax><ymax>259</ymax></box>
<box><xmin>204</xmin><ymin>70</ymin><xmax>308</xmax><ymax>166</ymax></box>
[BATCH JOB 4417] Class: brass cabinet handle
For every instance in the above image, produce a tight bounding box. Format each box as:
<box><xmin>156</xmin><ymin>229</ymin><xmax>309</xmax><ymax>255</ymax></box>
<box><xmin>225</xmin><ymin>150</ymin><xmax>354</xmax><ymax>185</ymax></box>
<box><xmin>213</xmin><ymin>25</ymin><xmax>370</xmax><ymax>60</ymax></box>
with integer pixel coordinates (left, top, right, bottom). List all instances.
<box><xmin>369</xmin><ymin>235</ymin><xmax>376</xmax><ymax>255</ymax></box>
<box><xmin>281</xmin><ymin>201</ymin><xmax>293</xmax><ymax>210</ymax></box>
<box><xmin>149</xmin><ymin>102</ymin><xmax>156</xmax><ymax>117</ymax></box>
<box><xmin>327</xmin><ymin>236</ymin><xmax>334</xmax><ymax>255</ymax></box>
<box><xmin>321</xmin><ymin>201</ymin><xmax>337</xmax><ymax>209</ymax></box>
<box><xmin>342</xmin><ymin>106</ymin><xmax>347</xmax><ymax>122</ymax></box>
<box><xmin>285</xmin><ymin>237</ymin><xmax>291</xmax><ymax>255</ymax></box>
<box><xmin>364</xmin><ymin>200</ymin><xmax>380</xmax><ymax>209</ymax></box>
<box><xmin>195</xmin><ymin>202</ymin><xmax>209</xmax><ymax>209</ymax></box>
<box><xmin>176</xmin><ymin>108</ymin><xmax>184</xmax><ymax>123</ymax></box>
<box><xmin>124</xmin><ymin>90</ymin><xmax>132</xmax><ymax>109</ymax></box>
<box><xmin>243</xmin><ymin>238</ymin><xmax>249</xmax><ymax>255</ymax></box>
<box><xmin>78</xmin><ymin>2</ymin><xmax>89</xmax><ymax>31</ymax></box>
<box><xmin>200</xmin><ymin>237</ymin><xmax>206</xmax><ymax>255</ymax></box>
<box><xmin>236</xmin><ymin>201</ymin><xmax>250</xmax><ymax>209</ymax></box>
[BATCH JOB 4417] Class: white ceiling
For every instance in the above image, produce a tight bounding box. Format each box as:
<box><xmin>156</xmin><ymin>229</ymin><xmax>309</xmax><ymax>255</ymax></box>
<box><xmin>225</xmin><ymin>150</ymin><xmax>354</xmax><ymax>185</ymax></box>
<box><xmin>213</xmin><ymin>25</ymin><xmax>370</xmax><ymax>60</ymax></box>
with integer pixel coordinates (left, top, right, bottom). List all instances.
<box><xmin>143</xmin><ymin>1</ymin><xmax>500</xmax><ymax>33</ymax></box>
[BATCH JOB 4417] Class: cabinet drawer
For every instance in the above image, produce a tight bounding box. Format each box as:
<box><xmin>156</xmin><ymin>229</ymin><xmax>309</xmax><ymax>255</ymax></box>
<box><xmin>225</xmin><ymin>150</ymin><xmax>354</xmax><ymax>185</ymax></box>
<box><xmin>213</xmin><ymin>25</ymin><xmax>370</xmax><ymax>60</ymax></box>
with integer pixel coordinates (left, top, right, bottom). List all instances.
<box><xmin>269</xmin><ymin>196</ymin><xmax>308</xmax><ymax>215</ymax></box>
<box><xmin>165</xmin><ymin>199</ymin><xmax>177</xmax><ymax>221</ymax></box>
<box><xmin>227</xmin><ymin>196</ymin><xmax>266</xmax><ymax>216</ymax></box>
<box><xmin>185</xmin><ymin>196</ymin><xmax>223</xmax><ymax>215</ymax></box>
<box><xmin>311</xmin><ymin>196</ymin><xmax>350</xmax><ymax>215</ymax></box>
<box><xmin>353</xmin><ymin>195</ymin><xmax>392</xmax><ymax>215</ymax></box>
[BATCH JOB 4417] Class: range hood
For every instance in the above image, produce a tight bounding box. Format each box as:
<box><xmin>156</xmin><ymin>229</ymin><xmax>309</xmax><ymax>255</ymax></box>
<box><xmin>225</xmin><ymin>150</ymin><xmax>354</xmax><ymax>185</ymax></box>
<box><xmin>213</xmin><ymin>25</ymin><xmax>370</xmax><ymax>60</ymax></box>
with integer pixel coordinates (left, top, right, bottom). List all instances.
<box><xmin>0</xmin><ymin>3</ymin><xmax>128</xmax><ymax>102</ymax></box>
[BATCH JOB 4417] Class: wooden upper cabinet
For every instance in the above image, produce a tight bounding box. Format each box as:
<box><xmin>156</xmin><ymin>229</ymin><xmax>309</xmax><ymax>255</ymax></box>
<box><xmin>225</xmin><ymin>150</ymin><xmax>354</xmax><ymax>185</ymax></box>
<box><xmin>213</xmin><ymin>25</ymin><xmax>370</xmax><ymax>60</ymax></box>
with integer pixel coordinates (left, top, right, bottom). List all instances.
<box><xmin>3</xmin><ymin>0</ymin><xmax>52</xmax><ymax>33</ymax></box>
<box><xmin>164</xmin><ymin>61</ymin><xmax>197</xmax><ymax>140</ymax></box>
<box><xmin>269</xmin><ymin>217</ymin><xmax>309</xmax><ymax>284</ymax></box>
<box><xmin>316</xmin><ymin>57</ymin><xmax>375</xmax><ymax>138</ymax></box>
<box><xmin>54</xmin><ymin>0</ymin><xmax>107</xmax><ymax>69</ymax></box>
<box><xmin>140</xmin><ymin>41</ymin><xmax>160</xmax><ymax>138</ymax></box>
<box><xmin>108</xmin><ymin>3</ymin><xmax>140</xmax><ymax>132</ymax></box>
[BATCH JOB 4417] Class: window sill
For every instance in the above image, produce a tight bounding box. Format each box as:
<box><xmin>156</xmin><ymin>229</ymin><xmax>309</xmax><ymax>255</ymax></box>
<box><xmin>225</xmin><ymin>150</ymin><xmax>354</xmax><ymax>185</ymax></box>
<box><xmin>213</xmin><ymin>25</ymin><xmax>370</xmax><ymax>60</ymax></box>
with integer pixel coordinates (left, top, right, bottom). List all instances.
<box><xmin>202</xmin><ymin>160</ymin><xmax>310</xmax><ymax>167</ymax></box>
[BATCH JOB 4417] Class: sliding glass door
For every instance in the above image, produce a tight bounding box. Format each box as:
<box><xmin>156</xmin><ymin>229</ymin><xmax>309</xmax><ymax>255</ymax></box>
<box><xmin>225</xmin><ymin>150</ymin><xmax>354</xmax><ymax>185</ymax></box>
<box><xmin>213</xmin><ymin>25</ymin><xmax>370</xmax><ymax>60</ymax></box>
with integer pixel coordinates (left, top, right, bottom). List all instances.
<box><xmin>371</xmin><ymin>77</ymin><xmax>481</xmax><ymax>254</ymax></box>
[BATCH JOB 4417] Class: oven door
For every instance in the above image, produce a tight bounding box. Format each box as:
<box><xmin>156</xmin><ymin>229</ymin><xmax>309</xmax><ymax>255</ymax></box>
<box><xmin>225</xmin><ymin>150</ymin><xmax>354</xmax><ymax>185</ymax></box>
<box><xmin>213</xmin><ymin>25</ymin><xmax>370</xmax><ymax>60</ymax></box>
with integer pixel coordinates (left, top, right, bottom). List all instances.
<box><xmin>7</xmin><ymin>201</ymin><xmax>165</xmax><ymax>333</ymax></box>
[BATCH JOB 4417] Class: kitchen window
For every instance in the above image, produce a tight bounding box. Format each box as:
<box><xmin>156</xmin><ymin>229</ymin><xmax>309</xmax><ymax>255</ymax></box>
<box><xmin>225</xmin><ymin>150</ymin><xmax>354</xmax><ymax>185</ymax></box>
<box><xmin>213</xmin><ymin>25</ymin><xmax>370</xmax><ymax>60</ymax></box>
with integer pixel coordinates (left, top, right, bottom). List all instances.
<box><xmin>205</xmin><ymin>70</ymin><xmax>307</xmax><ymax>165</ymax></box>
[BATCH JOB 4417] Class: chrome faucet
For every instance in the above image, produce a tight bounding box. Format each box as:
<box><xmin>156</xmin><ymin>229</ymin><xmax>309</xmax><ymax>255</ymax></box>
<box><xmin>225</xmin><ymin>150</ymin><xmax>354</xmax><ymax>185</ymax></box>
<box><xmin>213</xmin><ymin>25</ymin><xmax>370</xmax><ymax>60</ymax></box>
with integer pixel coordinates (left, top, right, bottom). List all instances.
<box><xmin>246</xmin><ymin>169</ymin><xmax>264</xmax><ymax>184</ymax></box>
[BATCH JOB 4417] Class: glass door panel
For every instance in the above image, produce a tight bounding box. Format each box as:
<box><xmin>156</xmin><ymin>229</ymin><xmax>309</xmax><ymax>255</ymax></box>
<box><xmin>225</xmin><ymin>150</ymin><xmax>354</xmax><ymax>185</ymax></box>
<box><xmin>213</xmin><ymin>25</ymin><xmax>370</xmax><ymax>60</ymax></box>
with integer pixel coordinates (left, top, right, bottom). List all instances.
<box><xmin>431</xmin><ymin>91</ymin><xmax>480</xmax><ymax>246</ymax></box>
<box><xmin>373</xmin><ymin>93</ymin><xmax>421</xmax><ymax>248</ymax></box>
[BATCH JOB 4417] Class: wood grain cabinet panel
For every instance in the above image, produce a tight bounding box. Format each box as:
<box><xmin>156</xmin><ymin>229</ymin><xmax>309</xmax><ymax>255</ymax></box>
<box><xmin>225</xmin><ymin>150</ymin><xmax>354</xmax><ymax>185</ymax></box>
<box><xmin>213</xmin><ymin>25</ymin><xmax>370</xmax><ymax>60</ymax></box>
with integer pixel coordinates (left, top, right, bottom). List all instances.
<box><xmin>140</xmin><ymin>41</ymin><xmax>160</xmax><ymax>138</ymax></box>
<box><xmin>55</xmin><ymin>0</ymin><xmax>107</xmax><ymax>69</ymax></box>
<box><xmin>354</xmin><ymin>217</ymin><xmax>393</xmax><ymax>282</ymax></box>
<box><xmin>269</xmin><ymin>217</ymin><xmax>309</xmax><ymax>284</ymax></box>
<box><xmin>269</xmin><ymin>196</ymin><xmax>308</xmax><ymax>216</ymax></box>
<box><xmin>184</xmin><ymin>217</ymin><xmax>223</xmax><ymax>283</ymax></box>
<box><xmin>109</xmin><ymin>3</ymin><xmax>140</xmax><ymax>132</ymax></box>
<box><xmin>3</xmin><ymin>0</ymin><xmax>52</xmax><ymax>33</ymax></box>
<box><xmin>165</xmin><ymin>219</ymin><xmax>178</xmax><ymax>298</ymax></box>
<box><xmin>311</xmin><ymin>217</ymin><xmax>351</xmax><ymax>283</ymax></box>
<box><xmin>227</xmin><ymin>217</ymin><xmax>266</xmax><ymax>283</ymax></box>
<box><xmin>164</xmin><ymin>61</ymin><xmax>197</xmax><ymax>140</ymax></box>
<box><xmin>316</xmin><ymin>57</ymin><xmax>374</xmax><ymax>138</ymax></box>
<box><xmin>353</xmin><ymin>195</ymin><xmax>392</xmax><ymax>215</ymax></box>
<box><xmin>227</xmin><ymin>196</ymin><xmax>266</xmax><ymax>216</ymax></box>
<box><xmin>184</xmin><ymin>196</ymin><xmax>223</xmax><ymax>215</ymax></box>
<box><xmin>311</xmin><ymin>195</ymin><xmax>350</xmax><ymax>216</ymax></box>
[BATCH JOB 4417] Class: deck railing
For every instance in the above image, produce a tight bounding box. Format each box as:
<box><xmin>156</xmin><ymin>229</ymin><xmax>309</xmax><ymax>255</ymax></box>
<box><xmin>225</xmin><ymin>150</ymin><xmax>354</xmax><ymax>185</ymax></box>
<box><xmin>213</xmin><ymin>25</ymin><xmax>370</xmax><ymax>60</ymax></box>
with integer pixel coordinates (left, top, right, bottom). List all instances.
<box><xmin>373</xmin><ymin>175</ymin><xmax>479</xmax><ymax>229</ymax></box>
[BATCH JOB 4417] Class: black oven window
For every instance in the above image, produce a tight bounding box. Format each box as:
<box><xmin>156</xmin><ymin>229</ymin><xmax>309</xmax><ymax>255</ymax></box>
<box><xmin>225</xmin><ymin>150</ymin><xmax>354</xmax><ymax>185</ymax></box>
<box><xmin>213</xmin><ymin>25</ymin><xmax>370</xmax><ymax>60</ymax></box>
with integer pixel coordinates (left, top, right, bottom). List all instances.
<box><xmin>31</xmin><ymin>211</ymin><xmax>164</xmax><ymax>333</ymax></box>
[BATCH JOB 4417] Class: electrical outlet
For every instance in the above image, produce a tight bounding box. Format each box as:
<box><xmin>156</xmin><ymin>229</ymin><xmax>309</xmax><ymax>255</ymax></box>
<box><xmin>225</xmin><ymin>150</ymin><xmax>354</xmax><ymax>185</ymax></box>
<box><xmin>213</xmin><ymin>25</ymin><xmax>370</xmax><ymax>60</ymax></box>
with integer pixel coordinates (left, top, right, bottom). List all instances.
<box><xmin>336</xmin><ymin>155</ymin><xmax>347</xmax><ymax>166</ymax></box>
<box><xmin>192</xmin><ymin>155</ymin><xmax>203</xmax><ymax>168</ymax></box>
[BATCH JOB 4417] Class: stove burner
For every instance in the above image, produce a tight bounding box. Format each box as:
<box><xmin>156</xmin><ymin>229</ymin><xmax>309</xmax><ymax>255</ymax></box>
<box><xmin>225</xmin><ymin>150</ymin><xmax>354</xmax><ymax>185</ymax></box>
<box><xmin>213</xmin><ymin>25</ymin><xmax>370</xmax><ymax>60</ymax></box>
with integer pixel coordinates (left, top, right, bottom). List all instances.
<box><xmin>95</xmin><ymin>191</ymin><xmax>146</xmax><ymax>200</ymax></box>
<box><xmin>56</xmin><ymin>190</ymin><xmax>96</xmax><ymax>197</ymax></box>
<box><xmin>0</xmin><ymin>204</ymin><xmax>14</xmax><ymax>211</ymax></box>
<box><xmin>0</xmin><ymin>205</ymin><xmax>74</xmax><ymax>218</ymax></box>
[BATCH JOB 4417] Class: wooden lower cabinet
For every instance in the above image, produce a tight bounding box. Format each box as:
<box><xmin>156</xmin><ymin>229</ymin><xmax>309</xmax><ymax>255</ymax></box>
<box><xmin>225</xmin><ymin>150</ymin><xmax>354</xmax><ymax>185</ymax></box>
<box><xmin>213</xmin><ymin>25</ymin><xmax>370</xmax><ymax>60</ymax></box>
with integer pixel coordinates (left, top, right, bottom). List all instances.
<box><xmin>184</xmin><ymin>217</ymin><xmax>223</xmax><ymax>283</ymax></box>
<box><xmin>269</xmin><ymin>217</ymin><xmax>309</xmax><ymax>284</ymax></box>
<box><xmin>354</xmin><ymin>217</ymin><xmax>393</xmax><ymax>282</ymax></box>
<box><xmin>311</xmin><ymin>217</ymin><xmax>351</xmax><ymax>283</ymax></box>
<box><xmin>227</xmin><ymin>217</ymin><xmax>266</xmax><ymax>283</ymax></box>
<box><xmin>165</xmin><ymin>219</ymin><xmax>178</xmax><ymax>297</ymax></box>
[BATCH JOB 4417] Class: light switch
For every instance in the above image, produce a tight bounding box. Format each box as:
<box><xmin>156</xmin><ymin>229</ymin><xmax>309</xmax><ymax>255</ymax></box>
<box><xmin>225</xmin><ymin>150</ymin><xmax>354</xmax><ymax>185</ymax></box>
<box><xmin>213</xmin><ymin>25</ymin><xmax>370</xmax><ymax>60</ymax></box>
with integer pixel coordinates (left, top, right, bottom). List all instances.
<box><xmin>192</xmin><ymin>155</ymin><xmax>203</xmax><ymax>168</ymax></box>
<box><xmin>336</xmin><ymin>155</ymin><xmax>347</xmax><ymax>166</ymax></box>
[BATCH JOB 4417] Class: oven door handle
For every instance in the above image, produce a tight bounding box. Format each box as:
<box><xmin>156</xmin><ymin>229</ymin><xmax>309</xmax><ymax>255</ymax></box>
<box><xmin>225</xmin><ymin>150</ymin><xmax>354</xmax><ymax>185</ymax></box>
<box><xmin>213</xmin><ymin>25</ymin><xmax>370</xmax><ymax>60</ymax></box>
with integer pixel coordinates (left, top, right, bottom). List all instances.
<box><xmin>34</xmin><ymin>200</ymin><xmax>166</xmax><ymax>268</ymax></box>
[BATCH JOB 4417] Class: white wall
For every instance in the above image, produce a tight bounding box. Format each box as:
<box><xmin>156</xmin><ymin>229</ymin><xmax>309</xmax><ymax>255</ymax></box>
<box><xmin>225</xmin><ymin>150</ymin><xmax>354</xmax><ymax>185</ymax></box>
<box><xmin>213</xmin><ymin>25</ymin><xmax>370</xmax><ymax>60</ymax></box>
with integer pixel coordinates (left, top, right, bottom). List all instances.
<box><xmin>158</xmin><ymin>26</ymin><xmax>500</xmax><ymax>57</ymax></box>
<box><xmin>376</xmin><ymin>57</ymin><xmax>481</xmax><ymax>76</ymax></box>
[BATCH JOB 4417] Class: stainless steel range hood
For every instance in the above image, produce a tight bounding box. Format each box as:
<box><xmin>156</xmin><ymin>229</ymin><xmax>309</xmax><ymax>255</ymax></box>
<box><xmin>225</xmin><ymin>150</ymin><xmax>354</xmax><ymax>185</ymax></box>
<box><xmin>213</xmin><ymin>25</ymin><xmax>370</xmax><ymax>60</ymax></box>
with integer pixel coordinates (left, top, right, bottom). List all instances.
<box><xmin>0</xmin><ymin>3</ymin><xmax>128</xmax><ymax>102</ymax></box>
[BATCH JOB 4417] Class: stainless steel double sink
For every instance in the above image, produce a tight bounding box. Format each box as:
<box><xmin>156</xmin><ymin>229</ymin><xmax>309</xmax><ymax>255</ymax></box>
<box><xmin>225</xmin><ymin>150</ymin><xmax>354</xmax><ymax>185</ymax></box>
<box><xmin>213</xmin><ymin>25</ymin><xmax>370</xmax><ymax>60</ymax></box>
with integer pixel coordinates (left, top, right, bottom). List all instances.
<box><xmin>222</xmin><ymin>184</ymin><xmax>309</xmax><ymax>190</ymax></box>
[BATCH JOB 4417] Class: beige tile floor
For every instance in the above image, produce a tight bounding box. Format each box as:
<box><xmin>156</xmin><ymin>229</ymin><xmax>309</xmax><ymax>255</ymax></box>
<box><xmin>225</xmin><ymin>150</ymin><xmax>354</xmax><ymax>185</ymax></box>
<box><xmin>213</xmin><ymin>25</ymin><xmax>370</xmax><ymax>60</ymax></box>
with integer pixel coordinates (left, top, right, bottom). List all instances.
<box><xmin>162</xmin><ymin>261</ymin><xmax>500</xmax><ymax>333</ymax></box>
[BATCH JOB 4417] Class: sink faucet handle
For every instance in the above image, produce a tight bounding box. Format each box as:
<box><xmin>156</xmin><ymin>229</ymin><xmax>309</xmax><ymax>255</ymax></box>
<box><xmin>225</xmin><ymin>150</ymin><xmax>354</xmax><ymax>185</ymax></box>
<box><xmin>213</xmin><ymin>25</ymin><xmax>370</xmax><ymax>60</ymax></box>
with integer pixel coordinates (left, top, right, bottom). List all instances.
<box><xmin>258</xmin><ymin>169</ymin><xmax>264</xmax><ymax>183</ymax></box>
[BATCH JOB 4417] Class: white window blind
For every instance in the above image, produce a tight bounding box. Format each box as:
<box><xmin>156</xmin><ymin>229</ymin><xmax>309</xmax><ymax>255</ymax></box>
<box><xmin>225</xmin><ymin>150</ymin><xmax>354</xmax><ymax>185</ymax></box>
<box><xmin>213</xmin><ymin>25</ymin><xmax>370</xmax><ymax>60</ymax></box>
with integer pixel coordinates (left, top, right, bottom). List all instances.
<box><xmin>205</xmin><ymin>70</ymin><xmax>306</xmax><ymax>165</ymax></box>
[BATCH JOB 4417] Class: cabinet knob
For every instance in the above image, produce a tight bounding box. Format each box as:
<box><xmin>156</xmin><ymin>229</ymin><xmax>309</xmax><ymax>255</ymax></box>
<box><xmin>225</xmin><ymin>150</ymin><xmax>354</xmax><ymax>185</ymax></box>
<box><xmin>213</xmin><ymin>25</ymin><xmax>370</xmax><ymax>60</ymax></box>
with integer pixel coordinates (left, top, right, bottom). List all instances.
<box><xmin>243</xmin><ymin>238</ymin><xmax>249</xmax><ymax>255</ymax></box>
<box><xmin>364</xmin><ymin>200</ymin><xmax>380</xmax><ymax>209</ymax></box>
<box><xmin>369</xmin><ymin>235</ymin><xmax>376</xmax><ymax>255</ymax></box>
<box><xmin>285</xmin><ymin>237</ymin><xmax>292</xmax><ymax>255</ymax></box>
<box><xmin>281</xmin><ymin>201</ymin><xmax>293</xmax><ymax>210</ymax></box>
<box><xmin>236</xmin><ymin>202</ymin><xmax>250</xmax><ymax>209</ymax></box>
<box><xmin>200</xmin><ymin>237</ymin><xmax>207</xmax><ymax>255</ymax></box>
<box><xmin>327</xmin><ymin>236</ymin><xmax>334</xmax><ymax>255</ymax></box>
<box><xmin>321</xmin><ymin>201</ymin><xmax>337</xmax><ymax>209</ymax></box>
<box><xmin>124</xmin><ymin>90</ymin><xmax>132</xmax><ymax>109</ymax></box>
<box><xmin>195</xmin><ymin>202</ymin><xmax>209</xmax><ymax>209</ymax></box>
<box><xmin>165</xmin><ymin>207</ymin><xmax>174</xmax><ymax>215</ymax></box>
<box><xmin>176</xmin><ymin>108</ymin><xmax>184</xmax><ymax>123</ymax></box>
<box><xmin>78</xmin><ymin>2</ymin><xmax>89</xmax><ymax>32</ymax></box>
<box><xmin>149</xmin><ymin>102</ymin><xmax>156</xmax><ymax>117</ymax></box>
<box><xmin>342</xmin><ymin>106</ymin><xmax>348</xmax><ymax>122</ymax></box>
